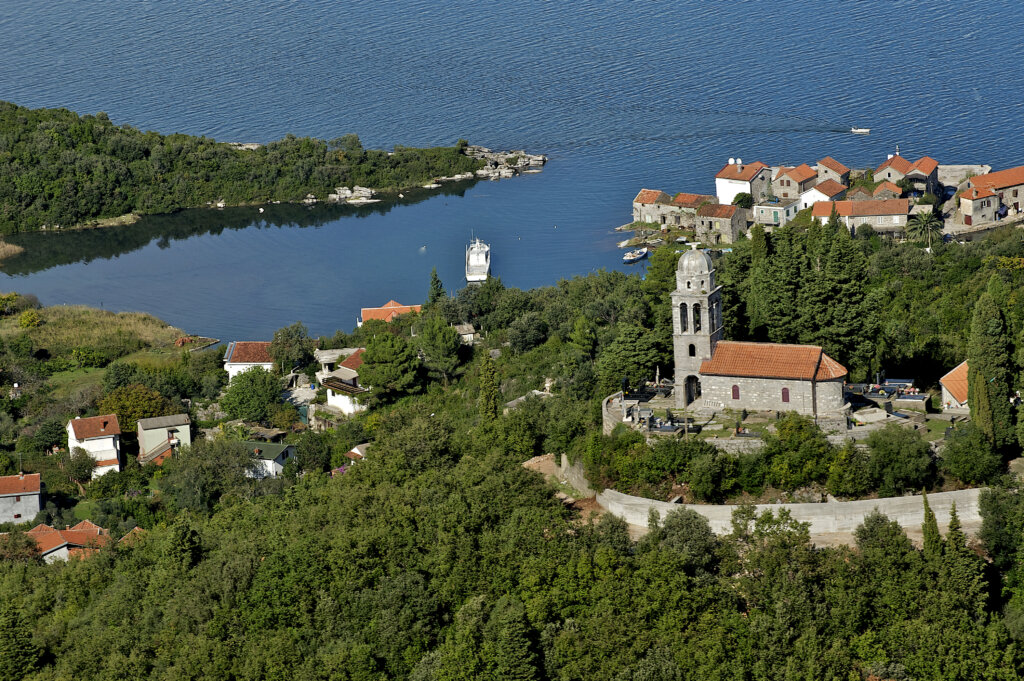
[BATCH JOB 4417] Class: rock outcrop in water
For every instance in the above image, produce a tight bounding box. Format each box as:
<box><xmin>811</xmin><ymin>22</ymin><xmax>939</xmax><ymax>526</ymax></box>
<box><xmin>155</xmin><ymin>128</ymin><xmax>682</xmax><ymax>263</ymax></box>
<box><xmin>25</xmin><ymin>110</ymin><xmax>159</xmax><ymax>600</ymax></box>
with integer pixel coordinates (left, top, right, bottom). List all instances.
<box><xmin>464</xmin><ymin>145</ymin><xmax>547</xmax><ymax>180</ymax></box>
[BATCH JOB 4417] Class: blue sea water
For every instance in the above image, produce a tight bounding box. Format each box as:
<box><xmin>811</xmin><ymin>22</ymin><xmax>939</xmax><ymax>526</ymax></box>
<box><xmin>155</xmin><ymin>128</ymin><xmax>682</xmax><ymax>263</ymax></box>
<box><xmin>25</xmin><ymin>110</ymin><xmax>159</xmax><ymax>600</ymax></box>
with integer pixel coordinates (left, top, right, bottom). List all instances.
<box><xmin>0</xmin><ymin>0</ymin><xmax>1021</xmax><ymax>339</ymax></box>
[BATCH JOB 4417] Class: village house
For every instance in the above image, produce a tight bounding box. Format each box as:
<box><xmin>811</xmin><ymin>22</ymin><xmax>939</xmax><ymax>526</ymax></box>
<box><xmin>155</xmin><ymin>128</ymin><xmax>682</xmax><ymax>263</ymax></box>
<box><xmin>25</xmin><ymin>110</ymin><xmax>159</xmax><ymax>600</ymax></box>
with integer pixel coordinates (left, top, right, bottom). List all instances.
<box><xmin>872</xmin><ymin>181</ymin><xmax>903</xmax><ymax>200</ymax></box>
<box><xmin>874</xmin><ymin>153</ymin><xmax>940</xmax><ymax>195</ymax></box>
<box><xmin>67</xmin><ymin>415</ymin><xmax>121</xmax><ymax>478</ymax></box>
<box><xmin>751</xmin><ymin>199</ymin><xmax>799</xmax><ymax>228</ymax></box>
<box><xmin>816</xmin><ymin>157</ymin><xmax>851</xmax><ymax>186</ymax></box>
<box><xmin>317</xmin><ymin>348</ymin><xmax>368</xmax><ymax>415</ymax></box>
<box><xmin>631</xmin><ymin>190</ymin><xmax>716</xmax><ymax>228</ymax></box>
<box><xmin>345</xmin><ymin>443</ymin><xmax>371</xmax><ymax>462</ymax></box>
<box><xmin>224</xmin><ymin>341</ymin><xmax>275</xmax><ymax>381</ymax></box>
<box><xmin>799</xmin><ymin>179</ymin><xmax>847</xmax><ymax>210</ymax></box>
<box><xmin>671</xmin><ymin>249</ymin><xmax>847</xmax><ymax>417</ymax></box>
<box><xmin>714</xmin><ymin>160</ymin><xmax>771</xmax><ymax>205</ymax></box>
<box><xmin>772</xmin><ymin>164</ymin><xmax>818</xmax><ymax>200</ymax></box>
<box><xmin>846</xmin><ymin>186</ymin><xmax>873</xmax><ymax>201</ymax></box>
<box><xmin>811</xmin><ymin>199</ymin><xmax>909</xmax><ymax>234</ymax></box>
<box><xmin>137</xmin><ymin>414</ymin><xmax>191</xmax><ymax>465</ymax></box>
<box><xmin>453</xmin><ymin>323</ymin><xmax>479</xmax><ymax>345</ymax></box>
<box><xmin>695</xmin><ymin>204</ymin><xmax>745</xmax><ymax>243</ymax></box>
<box><xmin>962</xmin><ymin>165</ymin><xmax>1024</xmax><ymax>224</ymax></box>
<box><xmin>26</xmin><ymin>520</ymin><xmax>110</xmax><ymax>563</ymax></box>
<box><xmin>358</xmin><ymin>300</ymin><xmax>422</xmax><ymax>327</ymax></box>
<box><xmin>939</xmin><ymin>361</ymin><xmax>968</xmax><ymax>411</ymax></box>
<box><xmin>0</xmin><ymin>473</ymin><xmax>41</xmax><ymax>524</ymax></box>
<box><xmin>242</xmin><ymin>442</ymin><xmax>296</xmax><ymax>478</ymax></box>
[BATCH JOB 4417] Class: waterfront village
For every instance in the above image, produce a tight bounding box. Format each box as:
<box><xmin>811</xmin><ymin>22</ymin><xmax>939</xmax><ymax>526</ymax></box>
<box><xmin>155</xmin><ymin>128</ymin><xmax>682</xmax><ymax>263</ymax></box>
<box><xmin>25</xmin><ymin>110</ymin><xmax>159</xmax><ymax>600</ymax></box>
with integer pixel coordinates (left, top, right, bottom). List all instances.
<box><xmin>4</xmin><ymin>148</ymin><xmax>1024</xmax><ymax>557</ymax></box>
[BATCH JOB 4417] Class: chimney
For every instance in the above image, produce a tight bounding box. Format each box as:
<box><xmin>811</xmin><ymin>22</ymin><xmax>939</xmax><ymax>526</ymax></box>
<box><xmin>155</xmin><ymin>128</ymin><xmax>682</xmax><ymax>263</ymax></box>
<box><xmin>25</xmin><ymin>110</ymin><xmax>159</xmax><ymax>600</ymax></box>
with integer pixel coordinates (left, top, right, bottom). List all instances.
<box><xmin>887</xmin><ymin>154</ymin><xmax>893</xmax><ymax>160</ymax></box>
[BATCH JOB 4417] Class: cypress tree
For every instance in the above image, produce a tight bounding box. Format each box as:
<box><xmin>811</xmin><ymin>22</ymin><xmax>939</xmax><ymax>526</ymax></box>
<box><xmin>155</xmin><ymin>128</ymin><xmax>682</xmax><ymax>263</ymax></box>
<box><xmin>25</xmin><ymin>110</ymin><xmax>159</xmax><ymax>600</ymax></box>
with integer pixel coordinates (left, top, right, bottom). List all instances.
<box><xmin>969</xmin><ymin>366</ymin><xmax>996</xmax><ymax>444</ymax></box>
<box><xmin>921</xmin><ymin>492</ymin><xmax>942</xmax><ymax>564</ymax></box>
<box><xmin>941</xmin><ymin>503</ymin><xmax>987</xmax><ymax>618</ymax></box>
<box><xmin>427</xmin><ymin>267</ymin><xmax>445</xmax><ymax>307</ymax></box>
<box><xmin>967</xmin><ymin>291</ymin><xmax>1014</xmax><ymax>447</ymax></box>
<box><xmin>749</xmin><ymin>223</ymin><xmax>767</xmax><ymax>264</ymax></box>
<box><xmin>0</xmin><ymin>604</ymin><xmax>39</xmax><ymax>681</ymax></box>
<box><xmin>479</xmin><ymin>355</ymin><xmax>499</xmax><ymax>421</ymax></box>
<box><xmin>487</xmin><ymin>598</ymin><xmax>539</xmax><ymax>681</ymax></box>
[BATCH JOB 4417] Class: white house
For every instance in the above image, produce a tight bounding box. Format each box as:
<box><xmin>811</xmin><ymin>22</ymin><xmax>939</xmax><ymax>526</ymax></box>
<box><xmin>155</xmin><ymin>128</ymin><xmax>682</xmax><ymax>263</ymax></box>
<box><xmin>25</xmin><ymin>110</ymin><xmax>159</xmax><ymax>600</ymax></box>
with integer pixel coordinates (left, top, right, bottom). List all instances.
<box><xmin>137</xmin><ymin>414</ymin><xmax>192</xmax><ymax>465</ymax></box>
<box><xmin>799</xmin><ymin>179</ymin><xmax>848</xmax><ymax>210</ymax></box>
<box><xmin>242</xmin><ymin>442</ymin><xmax>295</xmax><ymax>479</ymax></box>
<box><xmin>714</xmin><ymin>160</ymin><xmax>771</xmax><ymax>205</ymax></box>
<box><xmin>939</xmin><ymin>361</ymin><xmax>968</xmax><ymax>412</ymax></box>
<box><xmin>316</xmin><ymin>348</ymin><xmax>368</xmax><ymax>415</ymax></box>
<box><xmin>224</xmin><ymin>341</ymin><xmax>275</xmax><ymax>381</ymax></box>
<box><xmin>67</xmin><ymin>415</ymin><xmax>121</xmax><ymax>478</ymax></box>
<box><xmin>0</xmin><ymin>473</ymin><xmax>42</xmax><ymax>524</ymax></box>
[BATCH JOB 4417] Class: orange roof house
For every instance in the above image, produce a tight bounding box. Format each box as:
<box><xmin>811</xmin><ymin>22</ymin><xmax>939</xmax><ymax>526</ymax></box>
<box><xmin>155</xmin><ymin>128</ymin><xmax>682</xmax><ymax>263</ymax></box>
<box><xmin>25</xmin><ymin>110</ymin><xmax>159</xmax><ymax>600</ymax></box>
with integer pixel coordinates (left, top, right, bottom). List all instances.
<box><xmin>68</xmin><ymin>414</ymin><xmax>121</xmax><ymax>441</ymax></box>
<box><xmin>224</xmin><ymin>341</ymin><xmax>275</xmax><ymax>381</ymax></box>
<box><xmin>873</xmin><ymin>181</ymin><xmax>903</xmax><ymax>198</ymax></box>
<box><xmin>358</xmin><ymin>300</ymin><xmax>422</xmax><ymax>326</ymax></box>
<box><xmin>0</xmin><ymin>473</ymin><xmax>42</xmax><ymax>525</ymax></box>
<box><xmin>969</xmin><ymin>165</ymin><xmax>1024</xmax><ymax>193</ymax></box>
<box><xmin>818</xmin><ymin>156</ymin><xmax>851</xmax><ymax>177</ymax></box>
<box><xmin>700</xmin><ymin>341</ymin><xmax>847</xmax><ymax>382</ymax></box>
<box><xmin>775</xmin><ymin>164</ymin><xmax>818</xmax><ymax>184</ymax></box>
<box><xmin>811</xmin><ymin>199</ymin><xmax>909</xmax><ymax>232</ymax></box>
<box><xmin>940</xmin><ymin>361</ymin><xmax>968</xmax><ymax>410</ymax></box>
<box><xmin>672</xmin><ymin>192</ymin><xmax>716</xmax><ymax>209</ymax></box>
<box><xmin>697</xmin><ymin>204</ymin><xmax>737</xmax><ymax>220</ymax></box>
<box><xmin>961</xmin><ymin>187</ymin><xmax>996</xmax><ymax>201</ymax></box>
<box><xmin>26</xmin><ymin>520</ymin><xmax>110</xmax><ymax>563</ymax></box>
<box><xmin>338</xmin><ymin>348</ymin><xmax>365</xmax><ymax>371</ymax></box>
<box><xmin>633</xmin><ymin>189</ymin><xmax>672</xmax><ymax>205</ymax></box>
<box><xmin>715</xmin><ymin>161</ymin><xmax>769</xmax><ymax>182</ymax></box>
<box><xmin>874</xmin><ymin>154</ymin><xmax>939</xmax><ymax>193</ymax></box>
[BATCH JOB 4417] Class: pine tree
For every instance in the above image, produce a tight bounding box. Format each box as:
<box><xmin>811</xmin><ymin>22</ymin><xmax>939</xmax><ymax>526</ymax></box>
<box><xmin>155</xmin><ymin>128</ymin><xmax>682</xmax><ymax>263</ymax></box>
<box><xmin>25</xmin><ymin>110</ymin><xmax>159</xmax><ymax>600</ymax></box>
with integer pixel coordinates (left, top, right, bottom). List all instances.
<box><xmin>0</xmin><ymin>604</ymin><xmax>39</xmax><ymax>681</ymax></box>
<box><xmin>921</xmin><ymin>491</ymin><xmax>942</xmax><ymax>564</ymax></box>
<box><xmin>417</xmin><ymin>314</ymin><xmax>461</xmax><ymax>384</ymax></box>
<box><xmin>967</xmin><ymin>290</ymin><xmax>1014</xmax><ymax>447</ymax></box>
<box><xmin>358</xmin><ymin>333</ymin><xmax>422</xmax><ymax>404</ymax></box>
<box><xmin>941</xmin><ymin>503</ymin><xmax>987</xmax><ymax>619</ymax></box>
<box><xmin>486</xmin><ymin>598</ymin><xmax>539</xmax><ymax>681</ymax></box>
<box><xmin>479</xmin><ymin>355</ymin><xmax>499</xmax><ymax>421</ymax></box>
<box><xmin>427</xmin><ymin>267</ymin><xmax>445</xmax><ymax>307</ymax></box>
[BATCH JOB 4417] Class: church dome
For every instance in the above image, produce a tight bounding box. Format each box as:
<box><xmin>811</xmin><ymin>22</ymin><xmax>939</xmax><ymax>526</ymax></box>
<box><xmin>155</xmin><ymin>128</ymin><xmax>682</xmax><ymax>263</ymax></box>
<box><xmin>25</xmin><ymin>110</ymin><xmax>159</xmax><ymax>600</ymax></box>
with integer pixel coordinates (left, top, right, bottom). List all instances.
<box><xmin>677</xmin><ymin>249</ymin><xmax>712</xmax><ymax>276</ymax></box>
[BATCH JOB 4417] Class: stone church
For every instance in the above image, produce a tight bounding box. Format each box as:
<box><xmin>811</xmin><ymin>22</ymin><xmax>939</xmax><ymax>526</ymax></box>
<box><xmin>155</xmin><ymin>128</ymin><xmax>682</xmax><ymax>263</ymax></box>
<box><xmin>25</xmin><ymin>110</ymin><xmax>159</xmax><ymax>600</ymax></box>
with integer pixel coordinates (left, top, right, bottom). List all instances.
<box><xmin>672</xmin><ymin>249</ymin><xmax>847</xmax><ymax>416</ymax></box>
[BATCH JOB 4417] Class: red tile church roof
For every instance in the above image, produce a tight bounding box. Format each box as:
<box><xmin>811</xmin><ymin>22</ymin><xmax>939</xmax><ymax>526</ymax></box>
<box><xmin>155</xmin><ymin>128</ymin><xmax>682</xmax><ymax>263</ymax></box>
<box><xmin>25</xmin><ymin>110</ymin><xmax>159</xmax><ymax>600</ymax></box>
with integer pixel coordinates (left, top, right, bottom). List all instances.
<box><xmin>700</xmin><ymin>341</ymin><xmax>847</xmax><ymax>381</ymax></box>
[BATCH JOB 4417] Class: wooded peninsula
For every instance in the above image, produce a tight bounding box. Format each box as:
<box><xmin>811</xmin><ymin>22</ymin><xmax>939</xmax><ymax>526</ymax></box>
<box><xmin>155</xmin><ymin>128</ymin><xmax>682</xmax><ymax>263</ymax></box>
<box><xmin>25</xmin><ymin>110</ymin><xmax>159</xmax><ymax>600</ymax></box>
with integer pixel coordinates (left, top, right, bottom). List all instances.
<box><xmin>0</xmin><ymin>102</ymin><xmax>485</xmax><ymax>234</ymax></box>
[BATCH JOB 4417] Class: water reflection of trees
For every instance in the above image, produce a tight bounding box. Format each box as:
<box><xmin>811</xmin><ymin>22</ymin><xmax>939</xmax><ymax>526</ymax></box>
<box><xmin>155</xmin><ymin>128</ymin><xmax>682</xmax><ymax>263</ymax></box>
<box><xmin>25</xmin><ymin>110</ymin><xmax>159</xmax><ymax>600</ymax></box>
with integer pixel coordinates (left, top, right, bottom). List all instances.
<box><xmin>1</xmin><ymin>182</ymin><xmax>475</xmax><ymax>276</ymax></box>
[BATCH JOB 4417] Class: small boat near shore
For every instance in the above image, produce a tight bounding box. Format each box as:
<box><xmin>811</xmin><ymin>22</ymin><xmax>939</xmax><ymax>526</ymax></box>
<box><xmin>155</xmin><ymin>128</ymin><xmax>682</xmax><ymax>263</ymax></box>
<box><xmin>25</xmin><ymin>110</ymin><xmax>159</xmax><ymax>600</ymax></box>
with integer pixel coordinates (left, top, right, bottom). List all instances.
<box><xmin>851</xmin><ymin>127</ymin><xmax>871</xmax><ymax>135</ymax></box>
<box><xmin>466</xmin><ymin>237</ymin><xmax>490</xmax><ymax>282</ymax></box>
<box><xmin>623</xmin><ymin>247</ymin><xmax>648</xmax><ymax>264</ymax></box>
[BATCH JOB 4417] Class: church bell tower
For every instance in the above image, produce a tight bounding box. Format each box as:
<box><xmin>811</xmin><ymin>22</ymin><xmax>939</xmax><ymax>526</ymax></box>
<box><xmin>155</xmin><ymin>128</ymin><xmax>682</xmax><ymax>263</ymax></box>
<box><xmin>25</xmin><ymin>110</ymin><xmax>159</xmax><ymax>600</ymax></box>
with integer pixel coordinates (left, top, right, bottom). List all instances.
<box><xmin>672</xmin><ymin>248</ymin><xmax>723</xmax><ymax>407</ymax></box>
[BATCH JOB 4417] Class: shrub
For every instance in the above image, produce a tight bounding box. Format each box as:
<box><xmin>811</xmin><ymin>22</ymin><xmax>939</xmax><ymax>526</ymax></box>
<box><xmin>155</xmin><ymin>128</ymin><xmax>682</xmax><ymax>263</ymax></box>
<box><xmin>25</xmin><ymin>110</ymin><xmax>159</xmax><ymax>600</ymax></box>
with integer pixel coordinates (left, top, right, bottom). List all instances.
<box><xmin>18</xmin><ymin>310</ymin><xmax>41</xmax><ymax>328</ymax></box>
<box><xmin>940</xmin><ymin>423</ymin><xmax>1003</xmax><ymax>485</ymax></box>
<box><xmin>866</xmin><ymin>423</ymin><xmax>934</xmax><ymax>497</ymax></box>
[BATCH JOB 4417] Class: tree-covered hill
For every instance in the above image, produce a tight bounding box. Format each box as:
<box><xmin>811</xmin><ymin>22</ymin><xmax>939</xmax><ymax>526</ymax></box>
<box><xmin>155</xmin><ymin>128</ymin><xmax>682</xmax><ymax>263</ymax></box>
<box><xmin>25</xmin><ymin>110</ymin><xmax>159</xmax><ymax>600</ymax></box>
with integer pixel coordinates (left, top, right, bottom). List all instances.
<box><xmin>0</xmin><ymin>102</ymin><xmax>483</xmax><ymax>233</ymax></box>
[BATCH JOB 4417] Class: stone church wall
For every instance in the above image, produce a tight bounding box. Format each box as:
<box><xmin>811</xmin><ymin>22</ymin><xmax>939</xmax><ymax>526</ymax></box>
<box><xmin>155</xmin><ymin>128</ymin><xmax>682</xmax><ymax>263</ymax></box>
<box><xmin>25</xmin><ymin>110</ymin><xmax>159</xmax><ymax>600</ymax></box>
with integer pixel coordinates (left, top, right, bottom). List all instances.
<box><xmin>702</xmin><ymin>375</ymin><xmax>844</xmax><ymax>415</ymax></box>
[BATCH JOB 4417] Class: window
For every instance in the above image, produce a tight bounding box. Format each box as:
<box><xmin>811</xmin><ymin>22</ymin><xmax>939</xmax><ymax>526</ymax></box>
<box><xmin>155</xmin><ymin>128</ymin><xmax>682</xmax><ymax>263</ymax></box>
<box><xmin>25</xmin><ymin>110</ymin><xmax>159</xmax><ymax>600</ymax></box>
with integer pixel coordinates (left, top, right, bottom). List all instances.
<box><xmin>1014</xmin><ymin>190</ymin><xmax>1019</xmax><ymax>197</ymax></box>
<box><xmin>731</xmin><ymin>385</ymin><xmax>740</xmax><ymax>400</ymax></box>
<box><xmin>689</xmin><ymin>344</ymin><xmax>696</xmax><ymax>357</ymax></box>
<box><xmin>686</xmin><ymin>280</ymin><xmax>691</xmax><ymax>289</ymax></box>
<box><xmin>892</xmin><ymin>215</ymin><xmax>899</xmax><ymax>224</ymax></box>
<box><xmin>13</xmin><ymin>514</ymin><xmax>20</xmax><ymax>519</ymax></box>
<box><xmin>877</xmin><ymin>216</ymin><xmax>885</xmax><ymax>225</ymax></box>
<box><xmin>782</xmin><ymin>387</ymin><xmax>790</xmax><ymax>403</ymax></box>
<box><xmin>680</xmin><ymin>303</ymin><xmax>688</xmax><ymax>332</ymax></box>
<box><xmin>693</xmin><ymin>303</ymin><xmax>702</xmax><ymax>332</ymax></box>
<box><xmin>14</xmin><ymin>496</ymin><xmax>20</xmax><ymax>502</ymax></box>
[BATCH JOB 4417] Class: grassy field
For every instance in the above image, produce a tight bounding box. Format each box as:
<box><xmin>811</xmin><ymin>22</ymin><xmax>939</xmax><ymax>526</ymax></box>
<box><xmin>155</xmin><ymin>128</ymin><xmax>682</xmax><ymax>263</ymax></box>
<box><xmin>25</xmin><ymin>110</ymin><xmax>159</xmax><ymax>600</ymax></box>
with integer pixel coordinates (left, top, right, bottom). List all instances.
<box><xmin>47</xmin><ymin>367</ymin><xmax>106</xmax><ymax>399</ymax></box>
<box><xmin>0</xmin><ymin>305</ymin><xmax>183</xmax><ymax>355</ymax></box>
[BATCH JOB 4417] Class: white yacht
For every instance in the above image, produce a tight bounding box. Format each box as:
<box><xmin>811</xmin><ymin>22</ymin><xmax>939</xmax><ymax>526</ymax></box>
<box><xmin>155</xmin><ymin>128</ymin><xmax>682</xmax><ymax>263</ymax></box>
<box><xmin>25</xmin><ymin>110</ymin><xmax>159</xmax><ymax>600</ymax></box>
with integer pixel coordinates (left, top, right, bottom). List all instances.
<box><xmin>466</xmin><ymin>237</ymin><xmax>490</xmax><ymax>282</ymax></box>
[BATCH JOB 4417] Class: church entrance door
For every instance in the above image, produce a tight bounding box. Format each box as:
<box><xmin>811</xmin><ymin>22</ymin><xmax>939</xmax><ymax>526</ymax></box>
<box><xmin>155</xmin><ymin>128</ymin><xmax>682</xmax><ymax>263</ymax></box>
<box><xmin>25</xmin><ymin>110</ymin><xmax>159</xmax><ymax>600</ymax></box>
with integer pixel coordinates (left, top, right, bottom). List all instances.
<box><xmin>685</xmin><ymin>375</ymin><xmax>701</xmax><ymax>405</ymax></box>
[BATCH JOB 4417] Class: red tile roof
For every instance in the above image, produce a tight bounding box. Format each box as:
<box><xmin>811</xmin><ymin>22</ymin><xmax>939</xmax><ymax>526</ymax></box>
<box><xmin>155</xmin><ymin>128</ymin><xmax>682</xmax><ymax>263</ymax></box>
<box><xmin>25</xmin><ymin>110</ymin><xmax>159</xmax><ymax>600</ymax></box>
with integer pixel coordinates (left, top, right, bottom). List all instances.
<box><xmin>672</xmin><ymin>192</ymin><xmax>716</xmax><ymax>209</ymax></box>
<box><xmin>360</xmin><ymin>300</ymin><xmax>422</xmax><ymax>323</ymax></box>
<box><xmin>633</xmin><ymin>189</ymin><xmax>671</xmax><ymax>205</ymax></box>
<box><xmin>940</xmin><ymin>360</ymin><xmax>968</xmax><ymax>405</ymax></box>
<box><xmin>810</xmin><ymin>179</ymin><xmax>847</xmax><ymax>198</ymax></box>
<box><xmin>339</xmin><ymin>348</ymin><xmax>365</xmax><ymax>371</ymax></box>
<box><xmin>69</xmin><ymin>414</ymin><xmax>121</xmax><ymax>440</ymax></box>
<box><xmin>700</xmin><ymin>341</ymin><xmax>847</xmax><ymax>381</ymax></box>
<box><xmin>873</xmin><ymin>181</ymin><xmax>903</xmax><ymax>196</ymax></box>
<box><xmin>961</xmin><ymin>187</ymin><xmax>996</xmax><ymax>200</ymax></box>
<box><xmin>26</xmin><ymin>522</ymin><xmax>110</xmax><ymax>556</ymax></box>
<box><xmin>818</xmin><ymin>157</ymin><xmax>850</xmax><ymax>175</ymax></box>
<box><xmin>811</xmin><ymin>199</ymin><xmax>909</xmax><ymax>218</ymax></box>
<box><xmin>0</xmin><ymin>473</ymin><xmax>40</xmax><ymax>496</ymax></box>
<box><xmin>776</xmin><ymin>163</ymin><xmax>817</xmax><ymax>184</ymax></box>
<box><xmin>971</xmin><ymin>165</ymin><xmax>1024</xmax><ymax>192</ymax></box>
<box><xmin>847</xmin><ymin>186</ymin><xmax>872</xmax><ymax>199</ymax></box>
<box><xmin>875</xmin><ymin>154</ymin><xmax>913</xmax><ymax>176</ymax></box>
<box><xmin>715</xmin><ymin>161</ymin><xmax>768</xmax><ymax>182</ymax></box>
<box><xmin>224</xmin><ymin>341</ymin><xmax>273</xmax><ymax>364</ymax></box>
<box><xmin>697</xmin><ymin>204</ymin><xmax>738</xmax><ymax>219</ymax></box>
<box><xmin>910</xmin><ymin>156</ymin><xmax>938</xmax><ymax>175</ymax></box>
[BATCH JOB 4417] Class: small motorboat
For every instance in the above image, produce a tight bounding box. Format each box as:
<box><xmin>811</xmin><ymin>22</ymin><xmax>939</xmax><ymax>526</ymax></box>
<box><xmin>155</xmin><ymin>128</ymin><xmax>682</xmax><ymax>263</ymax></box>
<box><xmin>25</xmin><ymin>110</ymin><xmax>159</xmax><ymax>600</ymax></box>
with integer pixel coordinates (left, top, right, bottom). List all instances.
<box><xmin>851</xmin><ymin>127</ymin><xmax>871</xmax><ymax>135</ymax></box>
<box><xmin>675</xmin><ymin>236</ymin><xmax>688</xmax><ymax>243</ymax></box>
<box><xmin>623</xmin><ymin>247</ymin><xmax>649</xmax><ymax>264</ymax></box>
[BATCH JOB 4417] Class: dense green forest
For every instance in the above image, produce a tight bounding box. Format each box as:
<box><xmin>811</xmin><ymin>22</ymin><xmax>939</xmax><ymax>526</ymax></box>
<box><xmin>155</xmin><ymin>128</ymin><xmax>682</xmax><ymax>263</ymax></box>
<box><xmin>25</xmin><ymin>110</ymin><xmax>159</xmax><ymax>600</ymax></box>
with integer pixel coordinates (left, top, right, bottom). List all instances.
<box><xmin>0</xmin><ymin>102</ymin><xmax>483</xmax><ymax>233</ymax></box>
<box><xmin>5</xmin><ymin>224</ymin><xmax>1024</xmax><ymax>678</ymax></box>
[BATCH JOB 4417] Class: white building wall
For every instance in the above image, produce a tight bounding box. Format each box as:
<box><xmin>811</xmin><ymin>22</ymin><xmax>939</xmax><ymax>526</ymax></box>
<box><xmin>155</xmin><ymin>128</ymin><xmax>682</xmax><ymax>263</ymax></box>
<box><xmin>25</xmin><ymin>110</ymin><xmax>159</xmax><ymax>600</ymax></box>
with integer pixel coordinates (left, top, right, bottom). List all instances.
<box><xmin>43</xmin><ymin>546</ymin><xmax>70</xmax><ymax>564</ymax></box>
<box><xmin>941</xmin><ymin>386</ymin><xmax>968</xmax><ymax>411</ymax></box>
<box><xmin>326</xmin><ymin>390</ymin><xmax>366</xmax><ymax>415</ymax></box>
<box><xmin>0</xmin><ymin>492</ymin><xmax>41</xmax><ymax>524</ymax></box>
<box><xmin>715</xmin><ymin>178</ymin><xmax>749</xmax><ymax>205</ymax></box>
<box><xmin>226</xmin><ymin>362</ymin><xmax>275</xmax><ymax>381</ymax></box>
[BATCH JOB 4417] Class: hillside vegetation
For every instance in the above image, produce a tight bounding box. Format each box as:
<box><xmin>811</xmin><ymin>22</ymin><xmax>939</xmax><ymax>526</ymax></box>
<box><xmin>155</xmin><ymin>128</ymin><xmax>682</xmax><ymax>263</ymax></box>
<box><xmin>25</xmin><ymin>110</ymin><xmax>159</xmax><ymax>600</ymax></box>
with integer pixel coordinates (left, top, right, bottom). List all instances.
<box><xmin>0</xmin><ymin>102</ymin><xmax>483</xmax><ymax>233</ymax></box>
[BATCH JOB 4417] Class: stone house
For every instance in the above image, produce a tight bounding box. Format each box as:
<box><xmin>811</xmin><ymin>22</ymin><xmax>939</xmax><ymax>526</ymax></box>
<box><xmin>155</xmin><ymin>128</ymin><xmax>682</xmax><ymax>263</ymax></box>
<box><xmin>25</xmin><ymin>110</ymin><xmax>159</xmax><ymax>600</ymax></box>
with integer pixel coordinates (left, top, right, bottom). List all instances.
<box><xmin>714</xmin><ymin>160</ymin><xmax>771</xmax><ymax>205</ymax></box>
<box><xmin>799</xmin><ymin>179</ymin><xmax>847</xmax><ymax>210</ymax></box>
<box><xmin>67</xmin><ymin>415</ymin><xmax>121</xmax><ymax>478</ymax></box>
<box><xmin>847</xmin><ymin>186</ymin><xmax>873</xmax><ymax>201</ymax></box>
<box><xmin>137</xmin><ymin>414</ymin><xmax>191</xmax><ymax>465</ymax></box>
<box><xmin>632</xmin><ymin>189</ymin><xmax>716</xmax><ymax>228</ymax></box>
<box><xmin>874</xmin><ymin>153</ymin><xmax>939</xmax><ymax>195</ymax></box>
<box><xmin>751</xmin><ymin>199</ymin><xmax>799</xmax><ymax>228</ymax></box>
<box><xmin>224</xmin><ymin>341</ymin><xmax>275</xmax><ymax>382</ymax></box>
<box><xmin>963</xmin><ymin>165</ymin><xmax>1024</xmax><ymax>223</ymax></box>
<box><xmin>959</xmin><ymin>187</ymin><xmax>999</xmax><ymax>225</ymax></box>
<box><xmin>453</xmin><ymin>323</ymin><xmax>479</xmax><ymax>344</ymax></box>
<box><xmin>26</xmin><ymin>520</ymin><xmax>110</xmax><ymax>563</ymax></box>
<box><xmin>695</xmin><ymin>204</ymin><xmax>745</xmax><ymax>243</ymax></box>
<box><xmin>670</xmin><ymin>249</ymin><xmax>848</xmax><ymax>417</ymax></box>
<box><xmin>0</xmin><ymin>473</ymin><xmax>41</xmax><ymax>524</ymax></box>
<box><xmin>939</xmin><ymin>361</ymin><xmax>968</xmax><ymax>412</ymax></box>
<box><xmin>811</xmin><ymin>199</ymin><xmax>909</xmax><ymax>234</ymax></box>
<box><xmin>872</xmin><ymin>181</ymin><xmax>903</xmax><ymax>199</ymax></box>
<box><xmin>817</xmin><ymin>157</ymin><xmax>851</xmax><ymax>186</ymax></box>
<box><xmin>772</xmin><ymin>164</ymin><xmax>818</xmax><ymax>200</ymax></box>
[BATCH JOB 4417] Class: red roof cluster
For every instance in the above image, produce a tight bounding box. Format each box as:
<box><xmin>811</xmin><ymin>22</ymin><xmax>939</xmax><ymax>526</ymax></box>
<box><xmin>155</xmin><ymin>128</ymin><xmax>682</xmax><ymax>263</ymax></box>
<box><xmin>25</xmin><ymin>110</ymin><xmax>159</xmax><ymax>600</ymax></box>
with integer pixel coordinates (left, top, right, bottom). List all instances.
<box><xmin>69</xmin><ymin>414</ymin><xmax>121</xmax><ymax>440</ymax></box>
<box><xmin>224</xmin><ymin>341</ymin><xmax>273</xmax><ymax>364</ymax></box>
<box><xmin>817</xmin><ymin>157</ymin><xmax>850</xmax><ymax>175</ymax></box>
<box><xmin>811</xmin><ymin>199</ymin><xmax>909</xmax><ymax>218</ymax></box>
<box><xmin>633</xmin><ymin>189</ymin><xmax>671</xmax><ymax>205</ymax></box>
<box><xmin>360</xmin><ymin>300</ymin><xmax>422</xmax><ymax>323</ymax></box>
<box><xmin>940</xmin><ymin>361</ymin><xmax>968</xmax><ymax>404</ymax></box>
<box><xmin>0</xmin><ymin>473</ymin><xmax>40</xmax><ymax>496</ymax></box>
<box><xmin>700</xmin><ymin>341</ymin><xmax>847</xmax><ymax>381</ymax></box>
<box><xmin>775</xmin><ymin>164</ymin><xmax>817</xmax><ymax>184</ymax></box>
<box><xmin>26</xmin><ymin>520</ymin><xmax>110</xmax><ymax>558</ymax></box>
<box><xmin>874</xmin><ymin>154</ymin><xmax>938</xmax><ymax>177</ymax></box>
<box><xmin>971</xmin><ymin>165</ymin><xmax>1024</xmax><ymax>192</ymax></box>
<box><xmin>715</xmin><ymin>161</ymin><xmax>768</xmax><ymax>182</ymax></box>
